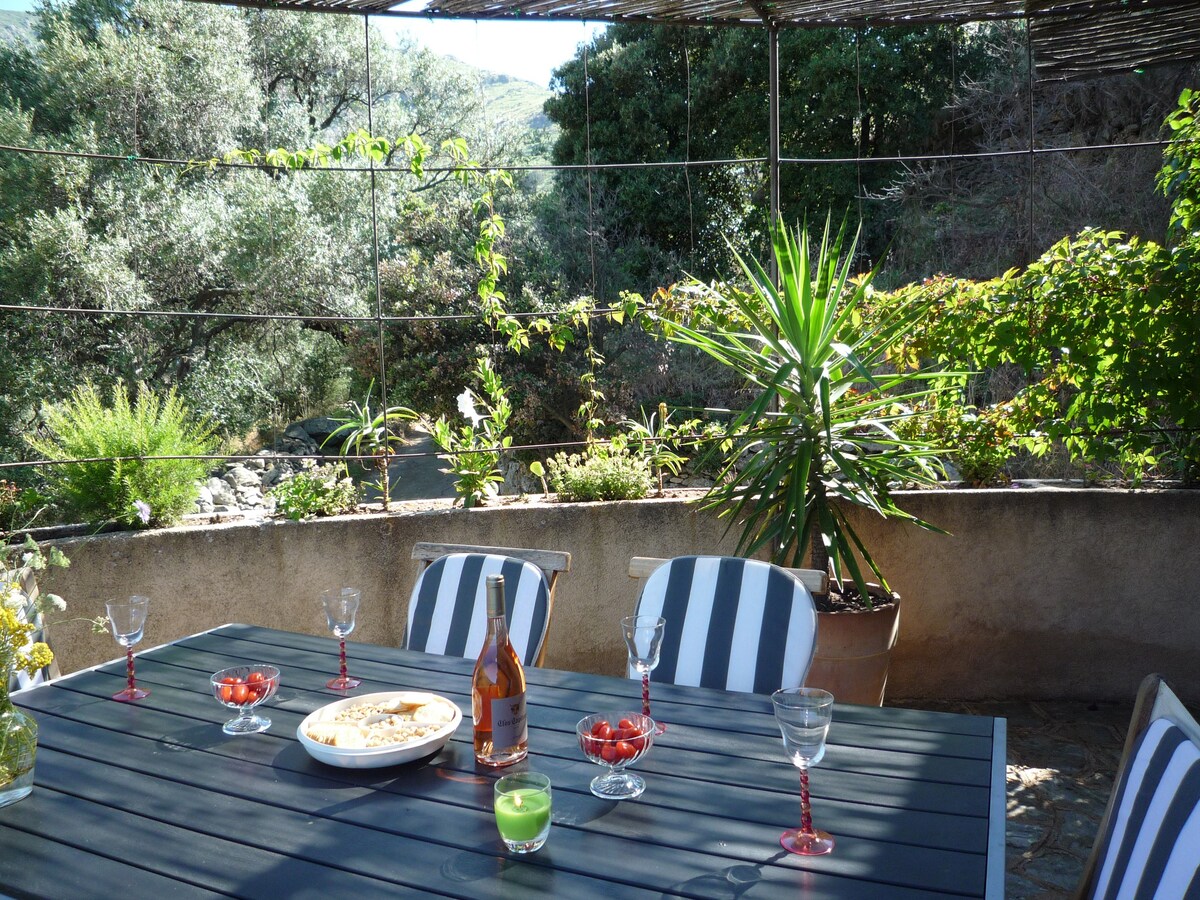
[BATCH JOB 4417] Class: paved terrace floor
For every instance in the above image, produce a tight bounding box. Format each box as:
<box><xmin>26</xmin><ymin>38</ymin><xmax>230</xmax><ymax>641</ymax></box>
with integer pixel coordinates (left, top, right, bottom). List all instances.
<box><xmin>895</xmin><ymin>697</ymin><xmax>1133</xmax><ymax>899</ymax></box>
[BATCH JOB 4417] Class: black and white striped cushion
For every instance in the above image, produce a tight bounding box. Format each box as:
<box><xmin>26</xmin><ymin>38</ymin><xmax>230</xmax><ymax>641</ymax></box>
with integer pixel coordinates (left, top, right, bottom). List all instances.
<box><xmin>633</xmin><ymin>556</ymin><xmax>818</xmax><ymax>693</ymax></box>
<box><xmin>1089</xmin><ymin>717</ymin><xmax>1200</xmax><ymax>899</ymax></box>
<box><xmin>404</xmin><ymin>553</ymin><xmax>551</xmax><ymax>667</ymax></box>
<box><xmin>9</xmin><ymin>614</ymin><xmax>52</xmax><ymax>693</ymax></box>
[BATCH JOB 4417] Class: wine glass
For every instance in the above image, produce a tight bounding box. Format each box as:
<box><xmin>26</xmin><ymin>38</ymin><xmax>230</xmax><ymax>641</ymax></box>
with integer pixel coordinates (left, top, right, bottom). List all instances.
<box><xmin>211</xmin><ymin>665</ymin><xmax>280</xmax><ymax>735</ymax></box>
<box><xmin>576</xmin><ymin>712</ymin><xmax>655</xmax><ymax>800</ymax></box>
<box><xmin>321</xmin><ymin>587</ymin><xmax>362</xmax><ymax>691</ymax></box>
<box><xmin>621</xmin><ymin>615</ymin><xmax>667</xmax><ymax>735</ymax></box>
<box><xmin>106</xmin><ymin>596</ymin><xmax>150</xmax><ymax>702</ymax></box>
<box><xmin>771</xmin><ymin>687</ymin><xmax>835</xmax><ymax>855</ymax></box>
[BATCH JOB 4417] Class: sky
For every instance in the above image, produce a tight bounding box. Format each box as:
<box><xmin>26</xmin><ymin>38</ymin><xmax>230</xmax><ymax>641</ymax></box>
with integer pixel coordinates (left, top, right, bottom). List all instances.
<box><xmin>0</xmin><ymin>0</ymin><xmax>607</xmax><ymax>87</ymax></box>
<box><xmin>383</xmin><ymin>19</ymin><xmax>606</xmax><ymax>87</ymax></box>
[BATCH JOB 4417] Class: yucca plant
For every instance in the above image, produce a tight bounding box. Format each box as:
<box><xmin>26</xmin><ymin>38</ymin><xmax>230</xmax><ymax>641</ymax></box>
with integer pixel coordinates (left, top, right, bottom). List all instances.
<box><xmin>659</xmin><ymin>216</ymin><xmax>960</xmax><ymax>604</ymax></box>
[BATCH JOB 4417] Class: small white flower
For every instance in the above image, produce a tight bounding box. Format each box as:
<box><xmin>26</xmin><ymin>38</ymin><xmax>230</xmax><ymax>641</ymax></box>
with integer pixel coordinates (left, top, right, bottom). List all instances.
<box><xmin>457</xmin><ymin>389</ymin><xmax>483</xmax><ymax>427</ymax></box>
<box><xmin>44</xmin><ymin>593</ymin><xmax>67</xmax><ymax>613</ymax></box>
<box><xmin>4</xmin><ymin>586</ymin><xmax>27</xmax><ymax>612</ymax></box>
<box><xmin>134</xmin><ymin>500</ymin><xmax>152</xmax><ymax>524</ymax></box>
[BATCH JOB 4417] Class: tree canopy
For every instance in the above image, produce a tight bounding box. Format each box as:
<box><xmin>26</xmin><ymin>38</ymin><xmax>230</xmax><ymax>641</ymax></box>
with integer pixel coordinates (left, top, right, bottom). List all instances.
<box><xmin>543</xmin><ymin>23</ymin><xmax>995</xmax><ymax>292</ymax></box>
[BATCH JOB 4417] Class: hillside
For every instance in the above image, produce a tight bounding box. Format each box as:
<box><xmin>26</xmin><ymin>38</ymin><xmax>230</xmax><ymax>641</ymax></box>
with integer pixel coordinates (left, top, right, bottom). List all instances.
<box><xmin>0</xmin><ymin>9</ymin><xmax>33</xmax><ymax>44</ymax></box>
<box><xmin>0</xmin><ymin>8</ymin><xmax>552</xmax><ymax>131</ymax></box>
<box><xmin>480</xmin><ymin>72</ymin><xmax>551</xmax><ymax>130</ymax></box>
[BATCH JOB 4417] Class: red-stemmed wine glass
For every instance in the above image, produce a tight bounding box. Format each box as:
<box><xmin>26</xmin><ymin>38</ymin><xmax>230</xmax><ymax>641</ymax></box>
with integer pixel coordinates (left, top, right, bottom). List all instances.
<box><xmin>621</xmin><ymin>615</ymin><xmax>666</xmax><ymax>735</ymax></box>
<box><xmin>321</xmin><ymin>587</ymin><xmax>362</xmax><ymax>691</ymax></box>
<box><xmin>106</xmin><ymin>596</ymin><xmax>150</xmax><ymax>702</ymax></box>
<box><xmin>772</xmin><ymin>687</ymin><xmax>835</xmax><ymax>855</ymax></box>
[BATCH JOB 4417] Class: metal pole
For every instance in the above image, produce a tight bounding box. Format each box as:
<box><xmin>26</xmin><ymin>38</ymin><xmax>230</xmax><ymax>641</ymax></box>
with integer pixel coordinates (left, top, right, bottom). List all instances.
<box><xmin>768</xmin><ymin>24</ymin><xmax>780</xmax><ymax>232</ymax></box>
<box><xmin>365</xmin><ymin>14</ymin><xmax>393</xmax><ymax>510</ymax></box>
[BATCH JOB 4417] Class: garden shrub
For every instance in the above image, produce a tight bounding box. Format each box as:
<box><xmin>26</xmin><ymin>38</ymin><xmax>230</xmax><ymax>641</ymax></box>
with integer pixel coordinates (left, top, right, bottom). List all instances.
<box><xmin>26</xmin><ymin>383</ymin><xmax>217</xmax><ymax>528</ymax></box>
<box><xmin>268</xmin><ymin>464</ymin><xmax>358</xmax><ymax>521</ymax></box>
<box><xmin>898</xmin><ymin>402</ymin><xmax>1016</xmax><ymax>486</ymax></box>
<box><xmin>547</xmin><ymin>445</ymin><xmax>652</xmax><ymax>502</ymax></box>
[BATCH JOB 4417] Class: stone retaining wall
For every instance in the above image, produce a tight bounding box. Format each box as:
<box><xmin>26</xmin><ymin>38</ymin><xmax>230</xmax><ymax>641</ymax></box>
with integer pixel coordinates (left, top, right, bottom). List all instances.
<box><xmin>39</xmin><ymin>488</ymin><xmax>1200</xmax><ymax>704</ymax></box>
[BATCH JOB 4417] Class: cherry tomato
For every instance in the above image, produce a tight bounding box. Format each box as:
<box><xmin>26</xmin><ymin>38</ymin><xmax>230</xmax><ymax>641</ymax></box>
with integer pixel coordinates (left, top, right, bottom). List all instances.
<box><xmin>618</xmin><ymin>718</ymin><xmax>636</xmax><ymax>731</ymax></box>
<box><xmin>601</xmin><ymin>743</ymin><xmax>619</xmax><ymax>763</ymax></box>
<box><xmin>579</xmin><ymin>735</ymin><xmax>600</xmax><ymax>757</ymax></box>
<box><xmin>615</xmin><ymin>740</ymin><xmax>636</xmax><ymax>761</ymax></box>
<box><xmin>247</xmin><ymin>672</ymin><xmax>266</xmax><ymax>684</ymax></box>
<box><xmin>218</xmin><ymin>684</ymin><xmax>234</xmax><ymax>703</ymax></box>
<box><xmin>593</xmin><ymin>721</ymin><xmax>614</xmax><ymax>741</ymax></box>
<box><xmin>231</xmin><ymin>683</ymin><xmax>250</xmax><ymax>704</ymax></box>
<box><xmin>628</xmin><ymin>734</ymin><xmax>646</xmax><ymax>752</ymax></box>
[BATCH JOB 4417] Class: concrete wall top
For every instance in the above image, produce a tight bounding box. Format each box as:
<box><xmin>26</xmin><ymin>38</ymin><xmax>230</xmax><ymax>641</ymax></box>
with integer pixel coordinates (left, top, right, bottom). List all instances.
<box><xmin>31</xmin><ymin>487</ymin><xmax>1200</xmax><ymax>704</ymax></box>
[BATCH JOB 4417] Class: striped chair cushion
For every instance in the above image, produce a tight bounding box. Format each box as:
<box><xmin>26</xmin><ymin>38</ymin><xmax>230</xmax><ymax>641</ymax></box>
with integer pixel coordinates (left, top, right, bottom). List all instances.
<box><xmin>8</xmin><ymin>616</ymin><xmax>53</xmax><ymax>694</ymax></box>
<box><xmin>633</xmin><ymin>556</ymin><xmax>818</xmax><ymax>693</ymax></box>
<box><xmin>404</xmin><ymin>553</ymin><xmax>551</xmax><ymax>667</ymax></box>
<box><xmin>1088</xmin><ymin>717</ymin><xmax>1200</xmax><ymax>899</ymax></box>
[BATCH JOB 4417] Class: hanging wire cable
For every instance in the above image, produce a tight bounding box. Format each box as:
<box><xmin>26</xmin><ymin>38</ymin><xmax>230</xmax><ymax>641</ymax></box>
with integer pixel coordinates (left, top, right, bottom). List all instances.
<box><xmin>0</xmin><ymin>139</ymin><xmax>1189</xmax><ymax>173</ymax></box>
<box><xmin>5</xmin><ymin>422</ymin><xmax>1196</xmax><ymax>473</ymax></box>
<box><xmin>364</xmin><ymin>14</ymin><xmax>392</xmax><ymax>464</ymax></box>
<box><xmin>684</xmin><ymin>33</ymin><xmax>695</xmax><ymax>270</ymax></box>
<box><xmin>0</xmin><ymin>302</ymin><xmax>657</xmax><ymax>323</ymax></box>
<box><xmin>583</xmin><ymin>41</ymin><xmax>598</xmax><ymax>300</ymax></box>
<box><xmin>949</xmin><ymin>24</ymin><xmax>958</xmax><ymax>197</ymax></box>
<box><xmin>854</xmin><ymin>28</ymin><xmax>864</xmax><ymax>221</ymax></box>
<box><xmin>1026</xmin><ymin>23</ymin><xmax>1036</xmax><ymax>264</ymax></box>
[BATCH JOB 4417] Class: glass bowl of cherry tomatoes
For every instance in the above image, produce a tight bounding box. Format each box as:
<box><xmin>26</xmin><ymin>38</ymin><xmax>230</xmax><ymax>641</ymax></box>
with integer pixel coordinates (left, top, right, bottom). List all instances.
<box><xmin>576</xmin><ymin>712</ymin><xmax>656</xmax><ymax>800</ymax></box>
<box><xmin>211</xmin><ymin>665</ymin><xmax>280</xmax><ymax>735</ymax></box>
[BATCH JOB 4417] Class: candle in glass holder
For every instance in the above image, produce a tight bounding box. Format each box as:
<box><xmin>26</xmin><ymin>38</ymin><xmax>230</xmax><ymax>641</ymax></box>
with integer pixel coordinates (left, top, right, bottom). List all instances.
<box><xmin>494</xmin><ymin>772</ymin><xmax>552</xmax><ymax>853</ymax></box>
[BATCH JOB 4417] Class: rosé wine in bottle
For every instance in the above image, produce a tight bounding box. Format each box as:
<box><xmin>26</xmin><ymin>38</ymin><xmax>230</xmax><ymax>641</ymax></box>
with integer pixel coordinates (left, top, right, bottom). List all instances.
<box><xmin>472</xmin><ymin>574</ymin><xmax>529</xmax><ymax>766</ymax></box>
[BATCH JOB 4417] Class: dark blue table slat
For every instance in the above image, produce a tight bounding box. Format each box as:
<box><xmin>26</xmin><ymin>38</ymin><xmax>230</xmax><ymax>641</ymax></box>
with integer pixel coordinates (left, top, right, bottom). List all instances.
<box><xmin>1</xmin><ymin>624</ymin><xmax>1005</xmax><ymax>899</ymax></box>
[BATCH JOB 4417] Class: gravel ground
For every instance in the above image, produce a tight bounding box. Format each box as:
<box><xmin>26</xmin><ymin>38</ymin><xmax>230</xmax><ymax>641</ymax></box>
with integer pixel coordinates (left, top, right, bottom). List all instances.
<box><xmin>894</xmin><ymin>697</ymin><xmax>1131</xmax><ymax>899</ymax></box>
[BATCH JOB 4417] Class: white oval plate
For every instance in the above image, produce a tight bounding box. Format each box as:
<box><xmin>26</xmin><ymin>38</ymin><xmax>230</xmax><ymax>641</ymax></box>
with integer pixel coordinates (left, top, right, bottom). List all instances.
<box><xmin>296</xmin><ymin>691</ymin><xmax>463</xmax><ymax>769</ymax></box>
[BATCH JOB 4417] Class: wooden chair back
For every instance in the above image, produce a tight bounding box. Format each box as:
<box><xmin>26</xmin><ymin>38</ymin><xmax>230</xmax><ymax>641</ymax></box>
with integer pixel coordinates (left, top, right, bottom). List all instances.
<box><xmin>7</xmin><ymin>569</ymin><xmax>62</xmax><ymax>693</ymax></box>
<box><xmin>1073</xmin><ymin>673</ymin><xmax>1200</xmax><ymax>899</ymax></box>
<box><xmin>408</xmin><ymin>543</ymin><xmax>571</xmax><ymax>667</ymax></box>
<box><xmin>627</xmin><ymin>555</ymin><xmax>819</xmax><ymax>693</ymax></box>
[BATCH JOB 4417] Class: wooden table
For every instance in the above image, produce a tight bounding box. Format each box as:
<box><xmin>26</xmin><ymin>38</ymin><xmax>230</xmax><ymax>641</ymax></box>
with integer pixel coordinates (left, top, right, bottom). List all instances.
<box><xmin>2</xmin><ymin>624</ymin><xmax>1006</xmax><ymax>898</ymax></box>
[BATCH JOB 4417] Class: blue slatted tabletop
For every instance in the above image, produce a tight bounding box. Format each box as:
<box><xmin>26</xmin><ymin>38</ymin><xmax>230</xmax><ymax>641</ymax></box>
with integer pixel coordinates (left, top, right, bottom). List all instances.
<box><xmin>1</xmin><ymin>624</ymin><xmax>1006</xmax><ymax>898</ymax></box>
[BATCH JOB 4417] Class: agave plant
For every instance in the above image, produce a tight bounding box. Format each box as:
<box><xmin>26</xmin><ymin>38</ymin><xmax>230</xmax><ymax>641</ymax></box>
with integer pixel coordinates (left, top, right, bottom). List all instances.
<box><xmin>659</xmin><ymin>216</ymin><xmax>960</xmax><ymax>602</ymax></box>
<box><xmin>322</xmin><ymin>381</ymin><xmax>417</xmax><ymax>511</ymax></box>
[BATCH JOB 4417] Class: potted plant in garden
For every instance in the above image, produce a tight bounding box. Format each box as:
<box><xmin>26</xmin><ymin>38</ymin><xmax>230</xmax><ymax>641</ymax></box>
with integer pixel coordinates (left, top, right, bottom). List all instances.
<box><xmin>657</xmin><ymin>216</ymin><xmax>960</xmax><ymax>704</ymax></box>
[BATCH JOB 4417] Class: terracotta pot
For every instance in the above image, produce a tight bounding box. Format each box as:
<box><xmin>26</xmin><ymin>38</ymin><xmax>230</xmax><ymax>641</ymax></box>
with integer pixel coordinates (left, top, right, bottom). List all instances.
<box><xmin>806</xmin><ymin>594</ymin><xmax>900</xmax><ymax>707</ymax></box>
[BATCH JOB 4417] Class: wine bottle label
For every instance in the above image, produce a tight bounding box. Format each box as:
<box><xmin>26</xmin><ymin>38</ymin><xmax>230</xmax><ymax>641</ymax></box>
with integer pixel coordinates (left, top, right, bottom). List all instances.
<box><xmin>489</xmin><ymin>691</ymin><xmax>528</xmax><ymax>751</ymax></box>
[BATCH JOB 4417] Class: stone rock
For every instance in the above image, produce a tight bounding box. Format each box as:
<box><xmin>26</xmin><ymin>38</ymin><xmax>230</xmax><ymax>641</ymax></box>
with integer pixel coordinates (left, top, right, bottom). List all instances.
<box><xmin>195</xmin><ymin>485</ymin><xmax>214</xmax><ymax>514</ymax></box>
<box><xmin>224</xmin><ymin>465</ymin><xmax>261</xmax><ymax>489</ymax></box>
<box><xmin>207</xmin><ymin>477</ymin><xmax>236</xmax><ymax>507</ymax></box>
<box><xmin>236</xmin><ymin>485</ymin><xmax>264</xmax><ymax>507</ymax></box>
<box><xmin>296</xmin><ymin>416</ymin><xmax>343</xmax><ymax>447</ymax></box>
<box><xmin>261</xmin><ymin>464</ymin><xmax>286</xmax><ymax>487</ymax></box>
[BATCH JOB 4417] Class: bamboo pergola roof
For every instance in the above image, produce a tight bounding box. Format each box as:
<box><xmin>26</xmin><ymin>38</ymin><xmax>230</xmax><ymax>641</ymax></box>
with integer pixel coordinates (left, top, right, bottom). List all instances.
<box><xmin>193</xmin><ymin>0</ymin><xmax>1200</xmax><ymax>79</ymax></box>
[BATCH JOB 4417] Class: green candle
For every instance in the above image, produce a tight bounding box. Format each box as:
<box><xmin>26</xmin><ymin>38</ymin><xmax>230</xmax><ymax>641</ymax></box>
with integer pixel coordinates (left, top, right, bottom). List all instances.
<box><xmin>495</xmin><ymin>789</ymin><xmax>551</xmax><ymax>840</ymax></box>
<box><xmin>494</xmin><ymin>774</ymin><xmax>552</xmax><ymax>852</ymax></box>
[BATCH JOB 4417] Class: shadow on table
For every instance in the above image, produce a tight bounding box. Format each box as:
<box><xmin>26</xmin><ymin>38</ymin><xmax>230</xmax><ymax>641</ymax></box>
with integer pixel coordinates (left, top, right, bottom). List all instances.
<box><xmin>663</xmin><ymin>852</ymin><xmax>789</xmax><ymax>899</ymax></box>
<box><xmin>154</xmin><ymin>723</ymin><xmax>236</xmax><ymax>753</ymax></box>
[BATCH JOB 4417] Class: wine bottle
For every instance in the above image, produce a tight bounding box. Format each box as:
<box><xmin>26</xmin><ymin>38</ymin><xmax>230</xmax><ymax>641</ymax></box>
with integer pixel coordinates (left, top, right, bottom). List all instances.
<box><xmin>472</xmin><ymin>573</ymin><xmax>529</xmax><ymax>766</ymax></box>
